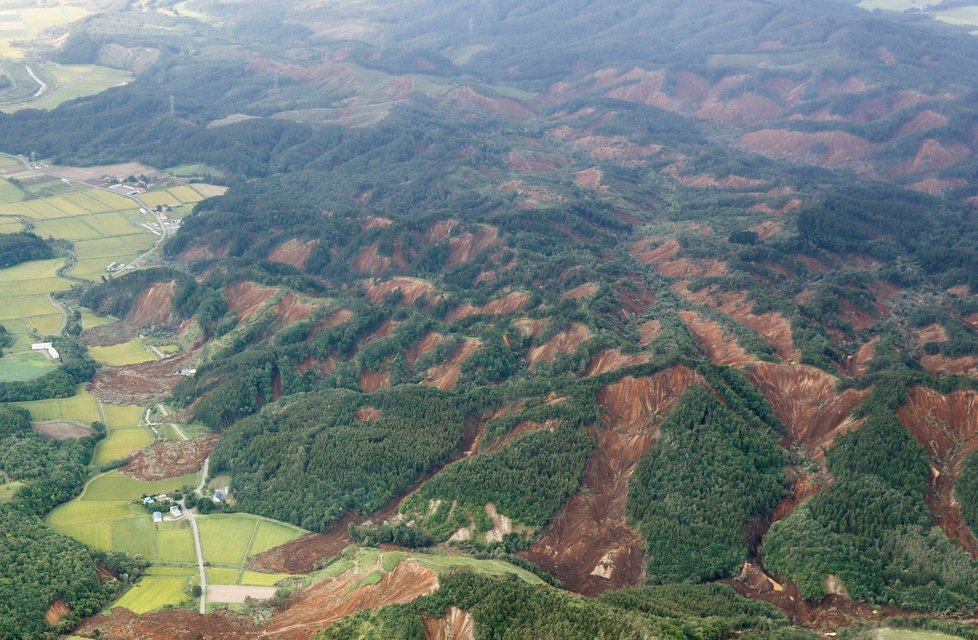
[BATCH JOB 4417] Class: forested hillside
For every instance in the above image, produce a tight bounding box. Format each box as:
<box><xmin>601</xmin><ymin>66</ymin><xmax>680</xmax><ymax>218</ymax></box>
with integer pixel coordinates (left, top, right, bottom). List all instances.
<box><xmin>6</xmin><ymin>0</ymin><xmax>978</xmax><ymax>638</ymax></box>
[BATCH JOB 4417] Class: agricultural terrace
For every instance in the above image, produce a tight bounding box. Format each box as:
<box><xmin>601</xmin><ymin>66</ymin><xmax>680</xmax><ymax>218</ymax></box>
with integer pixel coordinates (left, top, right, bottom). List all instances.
<box><xmin>48</xmin><ymin>468</ymin><xmax>303</xmax><ymax>614</ymax></box>
<box><xmin>0</xmin><ymin>0</ymin><xmax>133</xmax><ymax>112</ymax></box>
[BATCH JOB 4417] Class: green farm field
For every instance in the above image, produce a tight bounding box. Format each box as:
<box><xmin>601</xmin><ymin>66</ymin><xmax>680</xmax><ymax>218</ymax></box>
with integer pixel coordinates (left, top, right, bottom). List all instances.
<box><xmin>89</xmin><ymin>338</ymin><xmax>157</xmax><ymax>366</ymax></box>
<box><xmin>91</xmin><ymin>427</ymin><xmax>153</xmax><ymax>466</ymax></box>
<box><xmin>13</xmin><ymin>386</ymin><xmax>100</xmax><ymax>424</ymax></box>
<box><xmin>198</xmin><ymin>514</ymin><xmax>306</xmax><ymax>566</ymax></box>
<box><xmin>0</xmin><ymin>350</ymin><xmax>56</xmax><ymax>382</ymax></box>
<box><xmin>110</xmin><ymin>575</ymin><xmax>190</xmax><ymax>614</ymax></box>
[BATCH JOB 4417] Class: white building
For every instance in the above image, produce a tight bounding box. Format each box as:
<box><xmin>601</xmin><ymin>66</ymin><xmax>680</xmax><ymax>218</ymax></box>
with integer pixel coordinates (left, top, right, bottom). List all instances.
<box><xmin>153</xmin><ymin>512</ymin><xmax>163</xmax><ymax>523</ymax></box>
<box><xmin>31</xmin><ymin>343</ymin><xmax>60</xmax><ymax>359</ymax></box>
<box><xmin>169</xmin><ymin>505</ymin><xmax>182</xmax><ymax>518</ymax></box>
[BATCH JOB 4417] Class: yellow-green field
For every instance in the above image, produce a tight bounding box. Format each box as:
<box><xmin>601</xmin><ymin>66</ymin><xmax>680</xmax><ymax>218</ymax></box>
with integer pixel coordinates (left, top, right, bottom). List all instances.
<box><xmin>81</xmin><ymin>309</ymin><xmax>115</xmax><ymax>329</ymax></box>
<box><xmin>2</xmin><ymin>65</ymin><xmax>132</xmax><ymax>113</ymax></box>
<box><xmin>13</xmin><ymin>386</ymin><xmax>100</xmax><ymax>424</ymax></box>
<box><xmin>873</xmin><ymin>629</ymin><xmax>966</xmax><ymax>640</ymax></box>
<box><xmin>89</xmin><ymin>338</ymin><xmax>158</xmax><ymax>366</ymax></box>
<box><xmin>91</xmin><ymin>427</ymin><xmax>154</xmax><ymax>466</ymax></box>
<box><xmin>0</xmin><ymin>350</ymin><xmax>57</xmax><ymax>382</ymax></box>
<box><xmin>0</xmin><ymin>481</ymin><xmax>24</xmax><ymax>503</ymax></box>
<box><xmin>140</xmin><ymin>185</ymin><xmax>207</xmax><ymax>208</ymax></box>
<box><xmin>102</xmin><ymin>403</ymin><xmax>144</xmax><ymax>429</ymax></box>
<box><xmin>0</xmin><ymin>178</ymin><xmax>24</xmax><ymax>203</ymax></box>
<box><xmin>82</xmin><ymin>470</ymin><xmax>197</xmax><ymax>502</ymax></box>
<box><xmin>198</xmin><ymin>514</ymin><xmax>306</xmax><ymax>566</ymax></box>
<box><xmin>111</xmin><ymin>575</ymin><xmax>191</xmax><ymax>613</ymax></box>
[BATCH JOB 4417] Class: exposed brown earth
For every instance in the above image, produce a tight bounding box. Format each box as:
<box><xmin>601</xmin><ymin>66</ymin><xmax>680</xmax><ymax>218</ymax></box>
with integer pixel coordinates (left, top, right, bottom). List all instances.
<box><xmin>449</xmin><ymin>290</ymin><xmax>531</xmax><ymax>321</ymax></box>
<box><xmin>360</xmin><ymin>367</ymin><xmax>391</xmax><ymax>393</ymax></box>
<box><xmin>586</xmin><ymin>348</ymin><xmax>652</xmax><ymax>377</ymax></box>
<box><xmin>271</xmin><ymin>292</ymin><xmax>318</xmax><ymax>329</ymax></box>
<box><xmin>638</xmin><ymin>319</ymin><xmax>661</xmax><ymax>346</ymax></box>
<box><xmin>406</xmin><ymin>331</ymin><xmax>448</xmax><ymax>367</ymax></box>
<box><xmin>483</xmin><ymin>419</ymin><xmax>559</xmax><ymax>454</ymax></box>
<box><xmin>523</xmin><ymin>367</ymin><xmax>703</xmax><ymax>595</ymax></box>
<box><xmin>365</xmin><ymin>277</ymin><xmax>441</xmax><ymax>305</ymax></box>
<box><xmin>562</xmin><ymin>282</ymin><xmax>600</xmax><ymax>300</ymax></box>
<box><xmin>908</xmin><ymin>139</ymin><xmax>970</xmax><ymax>174</ymax></box>
<box><xmin>356</xmin><ymin>407</ymin><xmax>381</xmax><ymax>422</ymax></box>
<box><xmin>87</xmin><ymin>351</ymin><xmax>197</xmax><ymax>404</ymax></box>
<box><xmin>527</xmin><ymin>323</ymin><xmax>593</xmax><ymax>369</ymax></box>
<box><xmin>897</xmin><ymin>109</ymin><xmax>949</xmax><ymax>136</ymax></box>
<box><xmin>44</xmin><ymin>599</ymin><xmax>70</xmax><ymax>625</ymax></box>
<box><xmin>447</xmin><ymin>225</ymin><xmax>499</xmax><ymax>268</ymax></box>
<box><xmin>910</xmin><ymin>178</ymin><xmax>968</xmax><ymax>195</ymax></box>
<box><xmin>32</xmin><ymin>421</ymin><xmax>94</xmax><ymax>440</ymax></box>
<box><xmin>749</xmin><ymin>220</ymin><xmax>784</xmax><ymax>240</ymax></box>
<box><xmin>225</xmin><ymin>282</ymin><xmax>278</xmax><ymax>322</ymax></box>
<box><xmin>846</xmin><ymin>336</ymin><xmax>880</xmax><ymax>377</ymax></box>
<box><xmin>747</xmin><ymin>363</ymin><xmax>870</xmax><ymax>461</ymax></box>
<box><xmin>916</xmin><ymin>324</ymin><xmax>978</xmax><ymax>377</ymax></box>
<box><xmin>678</xmin><ymin>286</ymin><xmax>800</xmax><ymax>363</ymax></box>
<box><xmin>424</xmin><ymin>338</ymin><xmax>482</xmax><ymax>390</ymax></box>
<box><xmin>267</xmin><ymin>239</ymin><xmax>316</xmax><ymax>269</ymax></box>
<box><xmin>574</xmin><ymin>167</ymin><xmax>607</xmax><ymax>191</ymax></box>
<box><xmin>740</xmin><ymin>130</ymin><xmax>877</xmax><ymax>170</ymax></box>
<box><xmin>443</xmin><ymin>86</ymin><xmax>535</xmax><ymax>121</ymax></box>
<box><xmin>74</xmin><ymin>608</ymin><xmax>256</xmax><ymax>639</ymax></box>
<box><xmin>362</xmin><ymin>216</ymin><xmax>392</xmax><ymax>230</ymax></box>
<box><xmin>128</xmin><ymin>281</ymin><xmax>176</xmax><ymax>326</ymax></box>
<box><xmin>263</xmin><ymin>561</ymin><xmax>440</xmax><ymax>640</ymax></box>
<box><xmin>678</xmin><ymin>310</ymin><xmax>754</xmax><ymax>367</ymax></box>
<box><xmin>423</xmin><ymin>606</ymin><xmax>475</xmax><ymax>640</ymax></box>
<box><xmin>121</xmin><ymin>435</ymin><xmax>219</xmax><ymax>482</ymax></box>
<box><xmin>897</xmin><ymin>387</ymin><xmax>978</xmax><ymax>554</ymax></box>
<box><xmin>351</xmin><ymin>243</ymin><xmax>406</xmax><ymax>275</ymax></box>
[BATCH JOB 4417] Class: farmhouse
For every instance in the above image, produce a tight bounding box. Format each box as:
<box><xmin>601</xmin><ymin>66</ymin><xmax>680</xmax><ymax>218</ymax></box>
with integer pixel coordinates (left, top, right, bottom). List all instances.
<box><xmin>212</xmin><ymin>490</ymin><xmax>225</xmax><ymax>504</ymax></box>
<box><xmin>152</xmin><ymin>512</ymin><xmax>163</xmax><ymax>523</ymax></box>
<box><xmin>169</xmin><ymin>505</ymin><xmax>182</xmax><ymax>518</ymax></box>
<box><xmin>141</xmin><ymin>496</ymin><xmax>153</xmax><ymax>505</ymax></box>
<box><xmin>31</xmin><ymin>343</ymin><xmax>60</xmax><ymax>360</ymax></box>
<box><xmin>108</xmin><ymin>183</ymin><xmax>138</xmax><ymax>196</ymax></box>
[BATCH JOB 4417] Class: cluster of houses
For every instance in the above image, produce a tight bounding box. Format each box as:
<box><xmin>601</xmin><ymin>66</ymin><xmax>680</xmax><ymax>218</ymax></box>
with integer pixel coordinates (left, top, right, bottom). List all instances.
<box><xmin>144</xmin><ymin>489</ymin><xmax>227</xmax><ymax>523</ymax></box>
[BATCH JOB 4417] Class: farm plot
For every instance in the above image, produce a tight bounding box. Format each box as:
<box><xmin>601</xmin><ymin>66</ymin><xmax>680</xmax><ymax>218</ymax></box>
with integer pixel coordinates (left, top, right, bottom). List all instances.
<box><xmin>14</xmin><ymin>386</ymin><xmax>101</xmax><ymax>425</ymax></box>
<box><xmin>91</xmin><ymin>426</ymin><xmax>153</xmax><ymax>466</ymax></box>
<box><xmin>0</xmin><ymin>177</ymin><xmax>23</xmax><ymax>203</ymax></box>
<box><xmin>199</xmin><ymin>515</ymin><xmax>306</xmax><ymax>567</ymax></box>
<box><xmin>89</xmin><ymin>338</ymin><xmax>158</xmax><ymax>366</ymax></box>
<box><xmin>81</xmin><ymin>470</ymin><xmax>197</xmax><ymax>502</ymax></box>
<box><xmin>3</xmin><ymin>65</ymin><xmax>131</xmax><ymax>113</ymax></box>
<box><xmin>0</xmin><ymin>350</ymin><xmax>56</xmax><ymax>382</ymax></box>
<box><xmin>110</xmin><ymin>575</ymin><xmax>191</xmax><ymax>614</ymax></box>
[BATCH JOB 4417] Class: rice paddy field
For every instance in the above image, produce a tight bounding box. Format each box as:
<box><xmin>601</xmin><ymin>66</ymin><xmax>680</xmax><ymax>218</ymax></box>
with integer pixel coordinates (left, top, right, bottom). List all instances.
<box><xmin>0</xmin><ymin>350</ymin><xmax>57</xmax><ymax>382</ymax></box>
<box><xmin>89</xmin><ymin>338</ymin><xmax>158</xmax><ymax>366</ymax></box>
<box><xmin>13</xmin><ymin>386</ymin><xmax>101</xmax><ymax>424</ymax></box>
<box><xmin>49</xmin><ymin>466</ymin><xmax>302</xmax><ymax>614</ymax></box>
<box><xmin>0</xmin><ymin>176</ymin><xmax>159</xmax><ymax>342</ymax></box>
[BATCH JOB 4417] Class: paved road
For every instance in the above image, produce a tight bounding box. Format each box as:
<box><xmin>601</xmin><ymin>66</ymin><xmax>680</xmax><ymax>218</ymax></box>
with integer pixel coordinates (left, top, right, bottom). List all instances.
<box><xmin>24</xmin><ymin>65</ymin><xmax>47</xmax><ymax>98</ymax></box>
<box><xmin>185</xmin><ymin>505</ymin><xmax>207</xmax><ymax>614</ymax></box>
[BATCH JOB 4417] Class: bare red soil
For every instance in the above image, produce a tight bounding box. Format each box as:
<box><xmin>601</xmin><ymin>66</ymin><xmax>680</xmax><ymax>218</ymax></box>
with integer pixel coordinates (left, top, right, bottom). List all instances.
<box><xmin>897</xmin><ymin>387</ymin><xmax>978</xmax><ymax>554</ymax></box>
<box><xmin>523</xmin><ymin>367</ymin><xmax>704</xmax><ymax>595</ymax></box>
<box><xmin>32</xmin><ymin>421</ymin><xmax>94</xmax><ymax>440</ymax></box>
<box><xmin>45</xmin><ymin>599</ymin><xmax>70</xmax><ymax>626</ymax></box>
<box><xmin>129</xmin><ymin>281</ymin><xmax>176</xmax><ymax>326</ymax></box>
<box><xmin>362</xmin><ymin>216</ymin><xmax>392</xmax><ymax>230</ymax></box>
<box><xmin>271</xmin><ymin>292</ymin><xmax>317</xmax><ymax>329</ymax></box>
<box><xmin>267</xmin><ymin>239</ymin><xmax>316</xmax><ymax>269</ymax></box>
<box><xmin>916</xmin><ymin>324</ymin><xmax>978</xmax><ymax>377</ymax></box>
<box><xmin>449</xmin><ymin>291</ymin><xmax>531</xmax><ymax>321</ymax></box>
<box><xmin>225</xmin><ymin>282</ymin><xmax>278</xmax><ymax>321</ymax></box>
<box><xmin>527</xmin><ymin>323</ymin><xmax>593</xmax><ymax>369</ymax></box>
<box><xmin>88</xmin><ymin>352</ymin><xmax>196</xmax><ymax>404</ymax></box>
<box><xmin>351</xmin><ymin>243</ymin><xmax>406</xmax><ymax>275</ymax></box>
<box><xmin>423</xmin><ymin>339</ymin><xmax>482</xmax><ymax>391</ymax></box>
<box><xmin>360</xmin><ymin>368</ymin><xmax>391</xmax><ymax>393</ymax></box>
<box><xmin>908</xmin><ymin>139</ymin><xmax>970</xmax><ymax>174</ymax></box>
<box><xmin>574</xmin><ymin>167</ymin><xmax>607</xmax><ymax>191</ymax></box>
<box><xmin>747</xmin><ymin>363</ymin><xmax>870</xmax><ymax>461</ymax></box>
<box><xmin>897</xmin><ymin>110</ymin><xmax>950</xmax><ymax>137</ymax></box>
<box><xmin>312</xmin><ymin>309</ymin><xmax>354</xmax><ymax>335</ymax></box>
<box><xmin>838</xmin><ymin>300</ymin><xmax>876</xmax><ymax>331</ymax></box>
<box><xmin>505</xmin><ymin>150</ymin><xmax>566</xmax><ymax>173</ymax></box>
<box><xmin>121</xmin><ymin>435</ymin><xmax>219</xmax><ymax>481</ymax></box>
<box><xmin>678</xmin><ymin>286</ymin><xmax>800</xmax><ymax>362</ymax></box>
<box><xmin>356</xmin><ymin>407</ymin><xmax>381</xmax><ymax>422</ymax></box>
<box><xmin>695</xmin><ymin>93</ymin><xmax>783</xmax><ymax>126</ymax></box>
<box><xmin>740</xmin><ymin>130</ymin><xmax>877</xmax><ymax>170</ymax></box>
<box><xmin>447</xmin><ymin>225</ymin><xmax>499</xmax><ymax>268</ymax></box>
<box><xmin>406</xmin><ymin>331</ymin><xmax>448</xmax><ymax>367</ymax></box>
<box><xmin>586</xmin><ymin>349</ymin><xmax>652</xmax><ymax>377</ymax></box>
<box><xmin>426</xmin><ymin>219</ymin><xmax>458</xmax><ymax>243</ymax></box>
<box><xmin>562</xmin><ymin>282</ymin><xmax>600</xmax><ymax>300</ymax></box>
<box><xmin>75</xmin><ymin>608</ymin><xmax>256</xmax><ymax>640</ymax></box>
<box><xmin>365</xmin><ymin>277</ymin><xmax>440</xmax><ymax>305</ymax></box>
<box><xmin>423</xmin><ymin>606</ymin><xmax>475</xmax><ymax>640</ymax></box>
<box><xmin>675</xmin><ymin>174</ymin><xmax>765</xmax><ymax>189</ymax></box>
<box><xmin>484</xmin><ymin>419</ymin><xmax>559</xmax><ymax>454</ymax></box>
<box><xmin>678</xmin><ymin>310</ymin><xmax>754</xmax><ymax>367</ymax></box>
<box><xmin>264</xmin><ymin>561</ymin><xmax>439</xmax><ymax>640</ymax></box>
<box><xmin>846</xmin><ymin>336</ymin><xmax>880</xmax><ymax>378</ymax></box>
<box><xmin>178</xmin><ymin>243</ymin><xmax>228</xmax><ymax>262</ymax></box>
<box><xmin>749</xmin><ymin>220</ymin><xmax>784</xmax><ymax>240</ymax></box>
<box><xmin>630</xmin><ymin>238</ymin><xmax>726</xmax><ymax>277</ymax></box>
<box><xmin>443</xmin><ymin>86</ymin><xmax>535</xmax><ymax>120</ymax></box>
<box><xmin>910</xmin><ymin>178</ymin><xmax>968</xmax><ymax>195</ymax></box>
<box><xmin>639</xmin><ymin>319</ymin><xmax>661</xmax><ymax>346</ymax></box>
